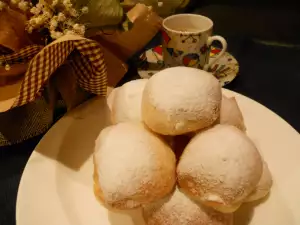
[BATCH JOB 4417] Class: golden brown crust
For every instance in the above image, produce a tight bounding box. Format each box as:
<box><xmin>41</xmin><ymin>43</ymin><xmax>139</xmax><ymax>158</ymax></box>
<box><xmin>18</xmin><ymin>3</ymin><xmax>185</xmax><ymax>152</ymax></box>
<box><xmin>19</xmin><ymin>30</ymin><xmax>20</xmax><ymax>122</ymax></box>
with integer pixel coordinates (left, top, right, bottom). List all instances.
<box><xmin>93</xmin><ymin>157</ymin><xmax>106</xmax><ymax>205</ymax></box>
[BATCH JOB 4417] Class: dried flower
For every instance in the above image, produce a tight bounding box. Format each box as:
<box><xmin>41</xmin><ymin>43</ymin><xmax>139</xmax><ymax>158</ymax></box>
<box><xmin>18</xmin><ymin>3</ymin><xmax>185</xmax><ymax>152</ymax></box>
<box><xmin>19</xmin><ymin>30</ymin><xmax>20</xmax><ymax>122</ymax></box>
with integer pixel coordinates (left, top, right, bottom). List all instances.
<box><xmin>72</xmin><ymin>23</ymin><xmax>85</xmax><ymax>36</ymax></box>
<box><xmin>63</xmin><ymin>0</ymin><xmax>71</xmax><ymax>5</ymax></box>
<box><xmin>50</xmin><ymin>31</ymin><xmax>63</xmax><ymax>39</ymax></box>
<box><xmin>81</xmin><ymin>6</ymin><xmax>88</xmax><ymax>14</ymax></box>
<box><xmin>57</xmin><ymin>12</ymin><xmax>66</xmax><ymax>22</ymax></box>
<box><xmin>51</xmin><ymin>0</ymin><xmax>59</xmax><ymax>7</ymax></box>
<box><xmin>18</xmin><ymin>1</ymin><xmax>29</xmax><ymax>11</ymax></box>
<box><xmin>5</xmin><ymin>64</ymin><xmax>11</xmax><ymax>71</ymax></box>
<box><xmin>63</xmin><ymin>0</ymin><xmax>72</xmax><ymax>9</ymax></box>
<box><xmin>68</xmin><ymin>8</ymin><xmax>78</xmax><ymax>17</ymax></box>
<box><xmin>50</xmin><ymin>17</ymin><xmax>58</xmax><ymax>28</ymax></box>
<box><xmin>64</xmin><ymin>29</ymin><xmax>75</xmax><ymax>35</ymax></box>
<box><xmin>30</xmin><ymin>7</ymin><xmax>40</xmax><ymax>15</ymax></box>
<box><xmin>27</xmin><ymin>26</ymin><xmax>33</xmax><ymax>33</ymax></box>
<box><xmin>0</xmin><ymin>1</ymin><xmax>7</xmax><ymax>11</ymax></box>
<box><xmin>36</xmin><ymin>2</ymin><xmax>43</xmax><ymax>9</ymax></box>
<box><xmin>25</xmin><ymin>0</ymin><xmax>88</xmax><ymax>40</ymax></box>
<box><xmin>37</xmin><ymin>16</ymin><xmax>46</xmax><ymax>25</ymax></box>
<box><xmin>42</xmin><ymin>10</ymin><xmax>52</xmax><ymax>19</ymax></box>
<box><xmin>29</xmin><ymin>18</ymin><xmax>37</xmax><ymax>25</ymax></box>
<box><xmin>64</xmin><ymin>19</ymin><xmax>74</xmax><ymax>26</ymax></box>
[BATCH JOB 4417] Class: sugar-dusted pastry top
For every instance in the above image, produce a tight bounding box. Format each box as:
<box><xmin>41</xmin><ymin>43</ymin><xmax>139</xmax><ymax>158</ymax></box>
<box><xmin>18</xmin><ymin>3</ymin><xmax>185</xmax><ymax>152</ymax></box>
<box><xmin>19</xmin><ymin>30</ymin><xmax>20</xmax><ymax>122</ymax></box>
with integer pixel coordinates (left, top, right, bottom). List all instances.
<box><xmin>93</xmin><ymin>122</ymin><xmax>176</xmax><ymax>209</ymax></box>
<box><xmin>111</xmin><ymin>79</ymin><xmax>148</xmax><ymax>124</ymax></box>
<box><xmin>177</xmin><ymin>124</ymin><xmax>263</xmax><ymax>213</ymax></box>
<box><xmin>142</xmin><ymin>67</ymin><xmax>222</xmax><ymax>135</ymax></box>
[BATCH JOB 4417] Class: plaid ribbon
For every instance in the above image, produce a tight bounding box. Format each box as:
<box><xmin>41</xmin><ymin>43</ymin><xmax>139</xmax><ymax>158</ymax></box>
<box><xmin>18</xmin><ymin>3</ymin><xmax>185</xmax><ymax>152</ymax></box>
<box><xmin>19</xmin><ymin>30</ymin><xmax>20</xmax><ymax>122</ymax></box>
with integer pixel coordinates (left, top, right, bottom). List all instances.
<box><xmin>0</xmin><ymin>45</ymin><xmax>42</xmax><ymax>66</ymax></box>
<box><xmin>11</xmin><ymin>38</ymin><xmax>108</xmax><ymax>108</ymax></box>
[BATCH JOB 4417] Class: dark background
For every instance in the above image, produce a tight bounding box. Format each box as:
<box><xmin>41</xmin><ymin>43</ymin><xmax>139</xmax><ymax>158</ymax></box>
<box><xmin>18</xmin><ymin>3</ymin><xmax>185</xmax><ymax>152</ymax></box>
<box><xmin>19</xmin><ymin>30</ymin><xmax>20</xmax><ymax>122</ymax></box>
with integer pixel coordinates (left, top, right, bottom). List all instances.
<box><xmin>1</xmin><ymin>2</ymin><xmax>300</xmax><ymax>225</ymax></box>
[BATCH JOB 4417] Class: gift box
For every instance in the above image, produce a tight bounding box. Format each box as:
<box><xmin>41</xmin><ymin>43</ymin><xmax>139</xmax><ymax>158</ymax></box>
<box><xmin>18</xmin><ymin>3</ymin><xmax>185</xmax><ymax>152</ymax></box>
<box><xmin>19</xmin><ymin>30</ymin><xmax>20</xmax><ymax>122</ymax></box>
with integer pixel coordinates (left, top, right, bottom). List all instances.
<box><xmin>0</xmin><ymin>2</ymin><xmax>162</xmax><ymax>146</ymax></box>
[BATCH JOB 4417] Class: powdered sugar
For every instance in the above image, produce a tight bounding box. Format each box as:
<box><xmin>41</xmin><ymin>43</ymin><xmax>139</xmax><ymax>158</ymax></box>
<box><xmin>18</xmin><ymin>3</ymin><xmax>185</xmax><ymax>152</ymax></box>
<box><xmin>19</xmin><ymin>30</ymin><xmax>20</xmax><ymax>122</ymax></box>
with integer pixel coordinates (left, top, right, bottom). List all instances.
<box><xmin>142</xmin><ymin>67</ymin><xmax>222</xmax><ymax>135</ymax></box>
<box><xmin>177</xmin><ymin>125</ymin><xmax>263</xmax><ymax>209</ymax></box>
<box><xmin>94</xmin><ymin>122</ymin><xmax>176</xmax><ymax>208</ymax></box>
<box><xmin>144</xmin><ymin>188</ymin><xmax>233</xmax><ymax>225</ymax></box>
<box><xmin>112</xmin><ymin>79</ymin><xmax>148</xmax><ymax>124</ymax></box>
<box><xmin>146</xmin><ymin>67</ymin><xmax>220</xmax><ymax>116</ymax></box>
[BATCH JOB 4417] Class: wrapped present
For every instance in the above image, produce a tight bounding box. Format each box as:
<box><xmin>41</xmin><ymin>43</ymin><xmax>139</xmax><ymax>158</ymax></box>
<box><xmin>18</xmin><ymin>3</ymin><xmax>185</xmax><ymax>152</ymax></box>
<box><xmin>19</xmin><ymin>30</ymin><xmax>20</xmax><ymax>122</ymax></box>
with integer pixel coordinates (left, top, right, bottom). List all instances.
<box><xmin>91</xmin><ymin>3</ymin><xmax>162</xmax><ymax>61</ymax></box>
<box><xmin>0</xmin><ymin>35</ymin><xmax>110</xmax><ymax>145</ymax></box>
<box><xmin>0</xmin><ymin>2</ymin><xmax>162</xmax><ymax>145</ymax></box>
<box><xmin>1</xmin><ymin>35</ymin><xmax>109</xmax><ymax>112</ymax></box>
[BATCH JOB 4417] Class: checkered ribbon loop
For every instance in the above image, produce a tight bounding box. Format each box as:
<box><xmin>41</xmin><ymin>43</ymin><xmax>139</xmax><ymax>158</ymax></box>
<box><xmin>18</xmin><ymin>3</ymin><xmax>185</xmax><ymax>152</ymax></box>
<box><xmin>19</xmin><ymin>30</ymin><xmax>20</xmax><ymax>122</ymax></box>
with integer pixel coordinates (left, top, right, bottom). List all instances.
<box><xmin>12</xmin><ymin>37</ymin><xmax>108</xmax><ymax>108</ymax></box>
<box><xmin>0</xmin><ymin>45</ymin><xmax>42</xmax><ymax>66</ymax></box>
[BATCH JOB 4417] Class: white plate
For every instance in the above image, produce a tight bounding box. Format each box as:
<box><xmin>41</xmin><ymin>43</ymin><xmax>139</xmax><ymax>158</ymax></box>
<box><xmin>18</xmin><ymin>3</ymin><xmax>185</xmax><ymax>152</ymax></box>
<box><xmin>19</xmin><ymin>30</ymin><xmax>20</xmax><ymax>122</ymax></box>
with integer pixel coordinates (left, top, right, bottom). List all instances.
<box><xmin>16</xmin><ymin>89</ymin><xmax>300</xmax><ymax>225</ymax></box>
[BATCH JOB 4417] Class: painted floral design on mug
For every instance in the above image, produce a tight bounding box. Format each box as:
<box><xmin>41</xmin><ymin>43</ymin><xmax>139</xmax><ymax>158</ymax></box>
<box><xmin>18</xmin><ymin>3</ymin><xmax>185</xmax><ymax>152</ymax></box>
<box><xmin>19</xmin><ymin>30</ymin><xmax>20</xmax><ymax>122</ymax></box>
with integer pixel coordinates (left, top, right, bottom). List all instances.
<box><xmin>162</xmin><ymin>30</ymin><xmax>210</xmax><ymax>69</ymax></box>
<box><xmin>162</xmin><ymin>14</ymin><xmax>227</xmax><ymax>71</ymax></box>
<box><xmin>137</xmin><ymin>45</ymin><xmax>239</xmax><ymax>87</ymax></box>
<box><xmin>182</xmin><ymin>53</ymin><xmax>200</xmax><ymax>67</ymax></box>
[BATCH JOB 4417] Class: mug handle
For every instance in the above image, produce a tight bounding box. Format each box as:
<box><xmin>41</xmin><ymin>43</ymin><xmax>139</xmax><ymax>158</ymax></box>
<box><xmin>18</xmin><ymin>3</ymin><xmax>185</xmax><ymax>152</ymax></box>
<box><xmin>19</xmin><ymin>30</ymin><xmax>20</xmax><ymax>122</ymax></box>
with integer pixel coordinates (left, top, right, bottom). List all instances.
<box><xmin>203</xmin><ymin>35</ymin><xmax>228</xmax><ymax>71</ymax></box>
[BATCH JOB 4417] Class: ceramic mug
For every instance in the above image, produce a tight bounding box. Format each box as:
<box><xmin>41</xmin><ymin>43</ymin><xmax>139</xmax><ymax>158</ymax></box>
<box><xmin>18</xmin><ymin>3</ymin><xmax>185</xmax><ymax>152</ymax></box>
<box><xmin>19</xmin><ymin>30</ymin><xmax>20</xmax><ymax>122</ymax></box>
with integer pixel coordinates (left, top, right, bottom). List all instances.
<box><xmin>162</xmin><ymin>14</ymin><xmax>227</xmax><ymax>71</ymax></box>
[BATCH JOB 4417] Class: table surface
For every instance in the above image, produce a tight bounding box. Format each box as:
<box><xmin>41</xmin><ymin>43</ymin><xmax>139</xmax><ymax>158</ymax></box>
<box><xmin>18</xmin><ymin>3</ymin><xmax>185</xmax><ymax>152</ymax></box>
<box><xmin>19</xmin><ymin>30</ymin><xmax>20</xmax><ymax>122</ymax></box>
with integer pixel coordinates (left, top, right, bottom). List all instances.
<box><xmin>1</xmin><ymin>37</ymin><xmax>300</xmax><ymax>225</ymax></box>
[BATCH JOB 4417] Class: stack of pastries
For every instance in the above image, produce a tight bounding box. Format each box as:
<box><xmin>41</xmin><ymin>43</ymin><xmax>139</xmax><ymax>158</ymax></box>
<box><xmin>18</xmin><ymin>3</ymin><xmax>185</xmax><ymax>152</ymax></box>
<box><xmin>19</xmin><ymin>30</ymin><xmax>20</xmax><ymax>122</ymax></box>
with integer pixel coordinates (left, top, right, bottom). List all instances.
<box><xmin>93</xmin><ymin>67</ymin><xmax>273</xmax><ymax>224</ymax></box>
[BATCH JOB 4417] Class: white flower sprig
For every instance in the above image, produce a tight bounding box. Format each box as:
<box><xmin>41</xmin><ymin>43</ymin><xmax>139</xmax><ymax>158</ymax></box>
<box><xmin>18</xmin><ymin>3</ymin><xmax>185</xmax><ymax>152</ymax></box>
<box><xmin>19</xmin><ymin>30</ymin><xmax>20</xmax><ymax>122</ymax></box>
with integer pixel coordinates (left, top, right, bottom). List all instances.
<box><xmin>18</xmin><ymin>1</ymin><xmax>29</xmax><ymax>11</ymax></box>
<box><xmin>0</xmin><ymin>0</ymin><xmax>89</xmax><ymax>71</ymax></box>
<box><xmin>0</xmin><ymin>0</ymin><xmax>89</xmax><ymax>40</ymax></box>
<box><xmin>26</xmin><ymin>0</ymin><xmax>89</xmax><ymax>40</ymax></box>
<box><xmin>0</xmin><ymin>0</ymin><xmax>32</xmax><ymax>12</ymax></box>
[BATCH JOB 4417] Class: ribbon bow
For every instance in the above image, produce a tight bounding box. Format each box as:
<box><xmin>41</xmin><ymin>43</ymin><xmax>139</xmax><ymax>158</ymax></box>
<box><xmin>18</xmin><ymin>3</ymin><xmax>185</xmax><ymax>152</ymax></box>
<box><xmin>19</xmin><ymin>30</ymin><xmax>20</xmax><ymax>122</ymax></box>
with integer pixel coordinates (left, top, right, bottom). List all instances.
<box><xmin>0</xmin><ymin>35</ymin><xmax>109</xmax><ymax>112</ymax></box>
